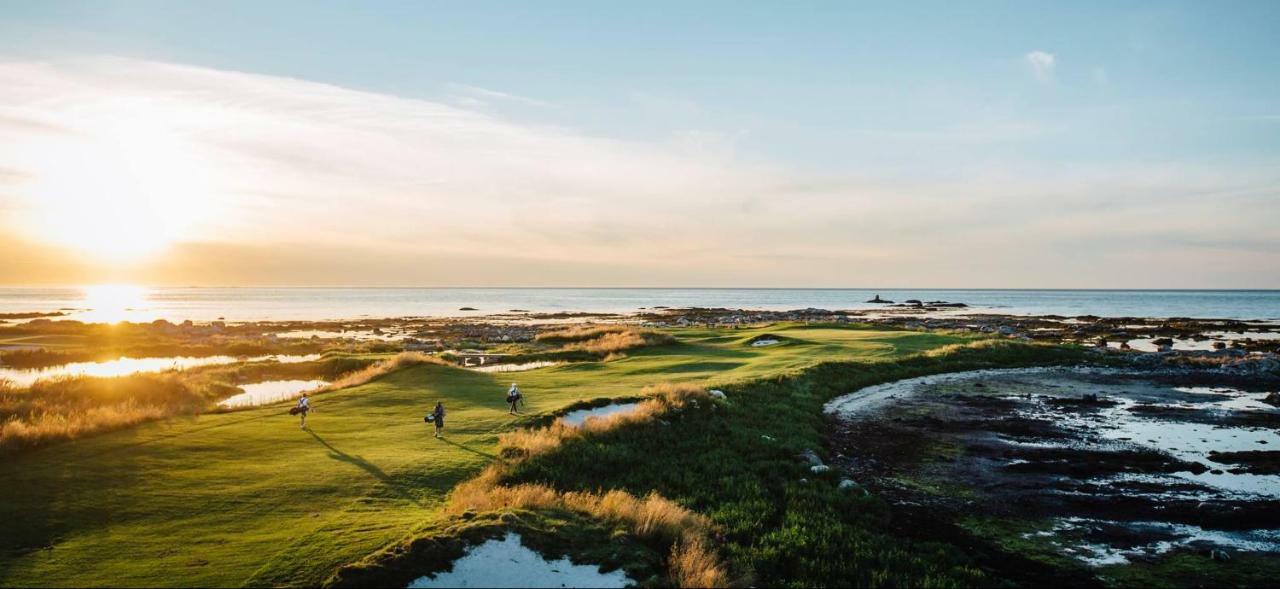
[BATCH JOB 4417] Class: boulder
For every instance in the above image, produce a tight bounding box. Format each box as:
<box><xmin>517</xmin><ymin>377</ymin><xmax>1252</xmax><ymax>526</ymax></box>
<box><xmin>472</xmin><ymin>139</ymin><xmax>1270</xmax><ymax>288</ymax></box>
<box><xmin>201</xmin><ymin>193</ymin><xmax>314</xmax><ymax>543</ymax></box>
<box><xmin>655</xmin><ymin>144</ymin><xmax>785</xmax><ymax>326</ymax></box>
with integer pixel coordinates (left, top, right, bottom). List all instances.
<box><xmin>798</xmin><ymin>449</ymin><xmax>824</xmax><ymax>467</ymax></box>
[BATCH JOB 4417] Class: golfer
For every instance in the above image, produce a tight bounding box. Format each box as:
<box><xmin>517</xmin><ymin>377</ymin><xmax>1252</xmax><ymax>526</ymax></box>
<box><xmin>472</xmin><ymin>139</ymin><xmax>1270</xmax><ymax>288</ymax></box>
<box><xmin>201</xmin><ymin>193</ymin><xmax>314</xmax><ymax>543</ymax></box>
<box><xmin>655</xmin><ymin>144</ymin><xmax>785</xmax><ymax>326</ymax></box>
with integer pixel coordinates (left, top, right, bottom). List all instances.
<box><xmin>296</xmin><ymin>393</ymin><xmax>311</xmax><ymax>430</ymax></box>
<box><xmin>432</xmin><ymin>401</ymin><xmax>446</xmax><ymax>438</ymax></box>
<box><xmin>506</xmin><ymin>383</ymin><xmax>525</xmax><ymax>415</ymax></box>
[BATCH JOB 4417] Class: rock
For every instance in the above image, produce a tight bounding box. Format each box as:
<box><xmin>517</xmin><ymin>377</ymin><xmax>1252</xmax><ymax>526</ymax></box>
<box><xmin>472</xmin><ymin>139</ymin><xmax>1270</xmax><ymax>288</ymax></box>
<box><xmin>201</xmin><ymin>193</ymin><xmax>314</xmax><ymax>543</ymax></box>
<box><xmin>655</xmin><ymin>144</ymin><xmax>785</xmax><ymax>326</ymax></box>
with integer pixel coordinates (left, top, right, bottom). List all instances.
<box><xmin>810</xmin><ymin>464</ymin><xmax>831</xmax><ymax>474</ymax></box>
<box><xmin>1263</xmin><ymin>392</ymin><xmax>1280</xmax><ymax>408</ymax></box>
<box><xmin>459</xmin><ymin>307</ymin><xmax>478</xmax><ymax>311</ymax></box>
<box><xmin>866</xmin><ymin>295</ymin><xmax>894</xmax><ymax>304</ymax></box>
<box><xmin>708</xmin><ymin>389</ymin><xmax>727</xmax><ymax>400</ymax></box>
<box><xmin>760</xmin><ymin>435</ymin><xmax>775</xmax><ymax>442</ymax></box>
<box><xmin>798</xmin><ymin>449</ymin><xmax>824</xmax><ymax>467</ymax></box>
<box><xmin>838</xmin><ymin>479</ymin><xmax>860</xmax><ymax>491</ymax></box>
<box><xmin>1210</xmin><ymin>549</ymin><xmax>1232</xmax><ymax>562</ymax></box>
<box><xmin>998</xmin><ymin>326</ymin><xmax>1016</xmax><ymax>336</ymax></box>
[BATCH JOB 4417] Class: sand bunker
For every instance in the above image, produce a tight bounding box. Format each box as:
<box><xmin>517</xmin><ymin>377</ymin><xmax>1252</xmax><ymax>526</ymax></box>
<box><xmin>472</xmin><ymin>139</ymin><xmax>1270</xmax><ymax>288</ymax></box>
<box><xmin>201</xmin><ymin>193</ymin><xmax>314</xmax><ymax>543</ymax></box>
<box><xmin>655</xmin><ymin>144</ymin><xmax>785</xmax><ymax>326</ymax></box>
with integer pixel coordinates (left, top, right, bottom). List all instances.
<box><xmin>406</xmin><ymin>534</ymin><xmax>632</xmax><ymax>588</ymax></box>
<box><xmin>472</xmin><ymin>361</ymin><xmax>561</xmax><ymax>373</ymax></box>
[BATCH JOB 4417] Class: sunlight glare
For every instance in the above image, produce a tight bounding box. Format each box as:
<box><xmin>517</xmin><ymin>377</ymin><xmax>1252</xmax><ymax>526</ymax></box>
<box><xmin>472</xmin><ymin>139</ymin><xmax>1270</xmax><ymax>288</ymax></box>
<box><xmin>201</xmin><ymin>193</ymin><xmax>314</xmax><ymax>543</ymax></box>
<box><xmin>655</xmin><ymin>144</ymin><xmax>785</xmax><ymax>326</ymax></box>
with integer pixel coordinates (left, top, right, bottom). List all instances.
<box><xmin>15</xmin><ymin>97</ymin><xmax>220</xmax><ymax>263</ymax></box>
<box><xmin>81</xmin><ymin>284</ymin><xmax>149</xmax><ymax>324</ymax></box>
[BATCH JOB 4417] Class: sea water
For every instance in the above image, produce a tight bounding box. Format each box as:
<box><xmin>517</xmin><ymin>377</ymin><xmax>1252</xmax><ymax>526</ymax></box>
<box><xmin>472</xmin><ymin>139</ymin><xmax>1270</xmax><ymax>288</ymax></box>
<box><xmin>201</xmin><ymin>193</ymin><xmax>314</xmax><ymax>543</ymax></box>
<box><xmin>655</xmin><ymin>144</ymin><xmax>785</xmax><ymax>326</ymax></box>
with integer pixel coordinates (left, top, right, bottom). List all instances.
<box><xmin>0</xmin><ymin>287</ymin><xmax>1276</xmax><ymax>323</ymax></box>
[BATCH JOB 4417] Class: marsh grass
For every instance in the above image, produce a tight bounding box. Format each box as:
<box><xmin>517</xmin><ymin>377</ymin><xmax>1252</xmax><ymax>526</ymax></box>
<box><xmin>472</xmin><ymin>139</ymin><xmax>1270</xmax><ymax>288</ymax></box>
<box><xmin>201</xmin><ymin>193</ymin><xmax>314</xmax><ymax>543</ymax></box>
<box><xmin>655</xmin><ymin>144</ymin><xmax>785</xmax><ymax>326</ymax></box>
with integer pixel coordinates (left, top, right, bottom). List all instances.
<box><xmin>0</xmin><ymin>373</ymin><xmax>203</xmax><ymax>453</ymax></box>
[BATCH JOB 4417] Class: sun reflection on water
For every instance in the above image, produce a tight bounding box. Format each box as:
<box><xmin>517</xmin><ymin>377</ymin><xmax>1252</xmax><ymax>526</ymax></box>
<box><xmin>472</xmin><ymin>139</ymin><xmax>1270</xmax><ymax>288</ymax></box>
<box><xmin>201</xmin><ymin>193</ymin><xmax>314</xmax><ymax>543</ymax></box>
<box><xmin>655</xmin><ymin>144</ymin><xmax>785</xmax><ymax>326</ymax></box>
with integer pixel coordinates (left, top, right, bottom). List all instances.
<box><xmin>80</xmin><ymin>284</ymin><xmax>150</xmax><ymax>323</ymax></box>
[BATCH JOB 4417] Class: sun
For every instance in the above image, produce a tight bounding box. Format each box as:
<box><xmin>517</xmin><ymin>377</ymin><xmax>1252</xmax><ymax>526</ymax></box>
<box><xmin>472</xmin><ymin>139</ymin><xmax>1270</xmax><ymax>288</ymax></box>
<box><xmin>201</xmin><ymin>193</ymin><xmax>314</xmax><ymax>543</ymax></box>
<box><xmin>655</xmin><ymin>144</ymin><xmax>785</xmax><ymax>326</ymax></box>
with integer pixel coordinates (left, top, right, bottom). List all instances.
<box><xmin>14</xmin><ymin>99</ymin><xmax>219</xmax><ymax>263</ymax></box>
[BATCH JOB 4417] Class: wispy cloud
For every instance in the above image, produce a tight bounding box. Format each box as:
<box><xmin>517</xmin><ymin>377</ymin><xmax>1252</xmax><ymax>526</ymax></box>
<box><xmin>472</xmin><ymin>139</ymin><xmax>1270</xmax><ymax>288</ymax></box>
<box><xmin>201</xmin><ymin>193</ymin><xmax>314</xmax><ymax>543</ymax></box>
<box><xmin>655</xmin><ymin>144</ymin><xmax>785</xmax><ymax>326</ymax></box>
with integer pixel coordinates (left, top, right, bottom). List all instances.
<box><xmin>1024</xmin><ymin>50</ymin><xmax>1056</xmax><ymax>82</ymax></box>
<box><xmin>446</xmin><ymin>83</ymin><xmax>551</xmax><ymax>108</ymax></box>
<box><xmin>0</xmin><ymin>56</ymin><xmax>1275</xmax><ymax>288</ymax></box>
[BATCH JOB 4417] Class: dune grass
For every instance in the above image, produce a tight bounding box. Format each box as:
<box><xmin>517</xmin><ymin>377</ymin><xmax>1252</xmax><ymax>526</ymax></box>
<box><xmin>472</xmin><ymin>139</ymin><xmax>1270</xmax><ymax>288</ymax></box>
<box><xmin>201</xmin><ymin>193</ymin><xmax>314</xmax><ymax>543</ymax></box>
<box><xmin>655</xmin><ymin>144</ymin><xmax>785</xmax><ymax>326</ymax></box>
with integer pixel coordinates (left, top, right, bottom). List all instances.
<box><xmin>0</xmin><ymin>323</ymin><xmax>1000</xmax><ymax>587</ymax></box>
<box><xmin>535</xmin><ymin>325</ymin><xmax>675</xmax><ymax>357</ymax></box>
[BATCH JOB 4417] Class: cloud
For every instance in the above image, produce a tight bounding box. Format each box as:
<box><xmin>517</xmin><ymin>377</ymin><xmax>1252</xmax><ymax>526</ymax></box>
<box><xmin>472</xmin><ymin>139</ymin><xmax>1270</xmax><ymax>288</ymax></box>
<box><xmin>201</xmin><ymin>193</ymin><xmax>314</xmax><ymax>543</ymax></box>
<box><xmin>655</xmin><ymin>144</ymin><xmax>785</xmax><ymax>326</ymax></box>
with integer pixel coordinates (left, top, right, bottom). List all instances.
<box><xmin>1024</xmin><ymin>50</ymin><xmax>1056</xmax><ymax>81</ymax></box>
<box><xmin>0</xmin><ymin>56</ymin><xmax>1276</xmax><ymax>288</ymax></box>
<box><xmin>446</xmin><ymin>83</ymin><xmax>551</xmax><ymax>108</ymax></box>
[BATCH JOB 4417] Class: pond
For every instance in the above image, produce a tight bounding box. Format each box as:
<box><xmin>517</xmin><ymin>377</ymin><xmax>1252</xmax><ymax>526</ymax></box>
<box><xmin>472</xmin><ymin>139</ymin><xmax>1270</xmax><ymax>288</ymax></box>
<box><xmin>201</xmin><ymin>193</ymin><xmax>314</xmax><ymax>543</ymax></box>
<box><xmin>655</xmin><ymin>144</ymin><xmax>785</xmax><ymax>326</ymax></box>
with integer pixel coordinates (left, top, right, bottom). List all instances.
<box><xmin>219</xmin><ymin>379</ymin><xmax>329</xmax><ymax>408</ymax></box>
<box><xmin>0</xmin><ymin>354</ymin><xmax>323</xmax><ymax>387</ymax></box>
<box><xmin>560</xmin><ymin>402</ymin><xmax>641</xmax><ymax>427</ymax></box>
<box><xmin>406</xmin><ymin>534</ymin><xmax>632</xmax><ymax>588</ymax></box>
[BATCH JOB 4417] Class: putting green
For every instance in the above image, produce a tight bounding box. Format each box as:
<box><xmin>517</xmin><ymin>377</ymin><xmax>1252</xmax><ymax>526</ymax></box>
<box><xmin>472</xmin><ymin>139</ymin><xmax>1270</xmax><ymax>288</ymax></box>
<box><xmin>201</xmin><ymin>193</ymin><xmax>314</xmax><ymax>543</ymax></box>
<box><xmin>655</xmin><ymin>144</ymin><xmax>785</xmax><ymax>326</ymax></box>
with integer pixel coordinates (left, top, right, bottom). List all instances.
<box><xmin>0</xmin><ymin>324</ymin><xmax>969</xmax><ymax>587</ymax></box>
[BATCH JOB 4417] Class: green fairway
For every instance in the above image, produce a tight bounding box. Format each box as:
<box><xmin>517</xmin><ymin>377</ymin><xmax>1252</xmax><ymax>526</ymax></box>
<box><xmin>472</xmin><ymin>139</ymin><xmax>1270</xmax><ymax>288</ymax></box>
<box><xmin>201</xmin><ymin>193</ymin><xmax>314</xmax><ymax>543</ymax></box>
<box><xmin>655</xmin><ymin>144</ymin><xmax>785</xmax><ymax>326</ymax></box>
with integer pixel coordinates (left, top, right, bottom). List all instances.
<box><xmin>0</xmin><ymin>324</ymin><xmax>970</xmax><ymax>587</ymax></box>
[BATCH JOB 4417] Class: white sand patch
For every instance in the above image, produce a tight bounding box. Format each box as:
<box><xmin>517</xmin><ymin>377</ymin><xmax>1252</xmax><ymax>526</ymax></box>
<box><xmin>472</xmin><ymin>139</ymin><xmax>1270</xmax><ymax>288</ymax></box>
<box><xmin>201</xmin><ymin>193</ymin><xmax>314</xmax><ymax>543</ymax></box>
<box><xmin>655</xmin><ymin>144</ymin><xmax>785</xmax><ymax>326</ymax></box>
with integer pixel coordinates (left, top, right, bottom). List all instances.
<box><xmin>560</xmin><ymin>403</ymin><xmax>641</xmax><ymax>427</ymax></box>
<box><xmin>406</xmin><ymin>534</ymin><xmax>632</xmax><ymax>588</ymax></box>
<box><xmin>472</xmin><ymin>361</ymin><xmax>562</xmax><ymax>373</ymax></box>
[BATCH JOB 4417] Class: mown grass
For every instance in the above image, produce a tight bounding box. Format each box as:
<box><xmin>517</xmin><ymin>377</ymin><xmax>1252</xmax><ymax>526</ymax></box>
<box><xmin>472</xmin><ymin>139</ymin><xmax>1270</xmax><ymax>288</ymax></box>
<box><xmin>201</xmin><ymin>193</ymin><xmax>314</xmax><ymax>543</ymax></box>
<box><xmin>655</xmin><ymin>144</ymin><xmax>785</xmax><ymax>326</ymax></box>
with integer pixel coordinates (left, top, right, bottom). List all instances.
<box><xmin>0</xmin><ymin>323</ymin><xmax>1055</xmax><ymax>587</ymax></box>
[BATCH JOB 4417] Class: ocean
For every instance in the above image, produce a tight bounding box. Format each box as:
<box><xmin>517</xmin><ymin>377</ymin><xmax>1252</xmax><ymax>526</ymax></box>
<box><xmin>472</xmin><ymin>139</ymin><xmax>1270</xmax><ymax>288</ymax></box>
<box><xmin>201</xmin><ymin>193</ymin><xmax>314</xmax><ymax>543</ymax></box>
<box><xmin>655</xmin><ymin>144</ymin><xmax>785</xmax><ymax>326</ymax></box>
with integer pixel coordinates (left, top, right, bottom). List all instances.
<box><xmin>1</xmin><ymin>287</ymin><xmax>1277</xmax><ymax>323</ymax></box>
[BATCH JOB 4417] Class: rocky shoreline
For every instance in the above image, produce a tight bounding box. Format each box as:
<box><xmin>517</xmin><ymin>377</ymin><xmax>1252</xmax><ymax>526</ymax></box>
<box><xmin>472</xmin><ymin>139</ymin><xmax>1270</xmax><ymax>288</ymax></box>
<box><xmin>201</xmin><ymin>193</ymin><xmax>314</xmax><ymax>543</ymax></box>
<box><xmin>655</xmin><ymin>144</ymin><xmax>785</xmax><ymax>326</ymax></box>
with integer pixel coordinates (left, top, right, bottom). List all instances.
<box><xmin>824</xmin><ymin>367</ymin><xmax>1280</xmax><ymax>582</ymax></box>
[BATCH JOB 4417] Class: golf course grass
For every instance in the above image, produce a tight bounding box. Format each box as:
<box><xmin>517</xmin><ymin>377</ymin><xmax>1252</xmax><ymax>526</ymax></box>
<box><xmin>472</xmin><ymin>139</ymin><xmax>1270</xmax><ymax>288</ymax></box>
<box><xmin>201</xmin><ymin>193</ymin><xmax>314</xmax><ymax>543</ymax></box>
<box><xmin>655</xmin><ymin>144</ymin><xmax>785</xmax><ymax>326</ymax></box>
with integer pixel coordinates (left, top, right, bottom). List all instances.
<box><xmin>0</xmin><ymin>324</ymin><xmax>973</xmax><ymax>587</ymax></box>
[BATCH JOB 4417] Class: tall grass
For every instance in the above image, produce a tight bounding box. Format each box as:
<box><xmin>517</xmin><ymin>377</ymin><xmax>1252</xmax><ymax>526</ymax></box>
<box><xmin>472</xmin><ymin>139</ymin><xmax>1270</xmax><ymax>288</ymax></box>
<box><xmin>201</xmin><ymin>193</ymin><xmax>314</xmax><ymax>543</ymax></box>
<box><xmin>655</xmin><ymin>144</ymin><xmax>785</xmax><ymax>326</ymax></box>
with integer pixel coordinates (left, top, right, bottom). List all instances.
<box><xmin>535</xmin><ymin>325</ymin><xmax>674</xmax><ymax>357</ymax></box>
<box><xmin>499</xmin><ymin>383</ymin><xmax>708</xmax><ymax>463</ymax></box>
<box><xmin>0</xmin><ymin>353</ymin><xmax>431</xmax><ymax>453</ymax></box>
<box><xmin>0</xmin><ymin>373</ymin><xmax>204</xmax><ymax>454</ymax></box>
<box><xmin>313</xmin><ymin>352</ymin><xmax>447</xmax><ymax>392</ymax></box>
<box><xmin>445</xmin><ymin>383</ymin><xmax>731</xmax><ymax>587</ymax></box>
<box><xmin>533</xmin><ymin>325</ymin><xmax>634</xmax><ymax>344</ymax></box>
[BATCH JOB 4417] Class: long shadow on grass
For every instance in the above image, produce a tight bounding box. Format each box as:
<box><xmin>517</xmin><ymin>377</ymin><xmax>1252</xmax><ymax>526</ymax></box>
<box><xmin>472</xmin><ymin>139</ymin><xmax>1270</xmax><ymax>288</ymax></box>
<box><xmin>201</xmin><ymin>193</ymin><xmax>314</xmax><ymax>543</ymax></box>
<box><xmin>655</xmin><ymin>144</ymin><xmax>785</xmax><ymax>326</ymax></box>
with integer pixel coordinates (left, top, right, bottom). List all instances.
<box><xmin>437</xmin><ymin>436</ymin><xmax>499</xmax><ymax>461</ymax></box>
<box><xmin>308</xmin><ymin>431</ymin><xmax>424</xmax><ymax>506</ymax></box>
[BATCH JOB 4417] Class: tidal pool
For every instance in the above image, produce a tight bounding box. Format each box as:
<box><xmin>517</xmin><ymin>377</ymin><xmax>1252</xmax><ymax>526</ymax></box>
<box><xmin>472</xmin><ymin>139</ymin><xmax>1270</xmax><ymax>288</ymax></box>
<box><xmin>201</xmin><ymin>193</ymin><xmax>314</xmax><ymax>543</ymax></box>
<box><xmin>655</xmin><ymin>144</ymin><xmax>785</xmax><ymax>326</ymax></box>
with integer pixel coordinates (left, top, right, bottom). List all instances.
<box><xmin>406</xmin><ymin>534</ymin><xmax>632</xmax><ymax>588</ymax></box>
<box><xmin>826</xmin><ymin>367</ymin><xmax>1280</xmax><ymax>568</ymax></box>
<box><xmin>0</xmin><ymin>354</ymin><xmax>323</xmax><ymax>386</ymax></box>
<box><xmin>219</xmin><ymin>379</ymin><xmax>329</xmax><ymax>408</ymax></box>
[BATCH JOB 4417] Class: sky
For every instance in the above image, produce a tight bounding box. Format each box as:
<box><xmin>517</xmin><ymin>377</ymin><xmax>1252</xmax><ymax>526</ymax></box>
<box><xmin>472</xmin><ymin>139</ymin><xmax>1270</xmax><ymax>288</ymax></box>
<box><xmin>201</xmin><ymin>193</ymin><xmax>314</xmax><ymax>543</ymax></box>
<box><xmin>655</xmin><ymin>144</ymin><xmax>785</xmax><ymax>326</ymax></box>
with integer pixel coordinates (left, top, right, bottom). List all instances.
<box><xmin>0</xmin><ymin>0</ymin><xmax>1277</xmax><ymax>288</ymax></box>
